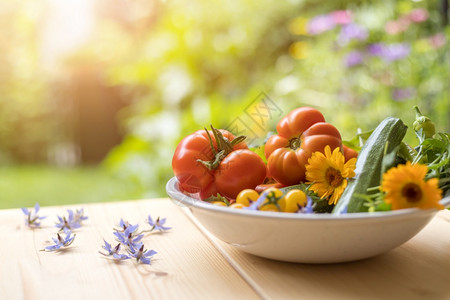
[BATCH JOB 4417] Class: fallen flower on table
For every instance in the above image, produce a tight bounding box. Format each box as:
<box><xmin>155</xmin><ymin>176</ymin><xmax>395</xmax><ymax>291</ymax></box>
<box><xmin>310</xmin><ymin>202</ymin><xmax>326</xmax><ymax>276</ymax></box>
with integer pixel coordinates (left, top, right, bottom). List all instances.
<box><xmin>99</xmin><ymin>240</ymin><xmax>130</xmax><ymax>261</ymax></box>
<box><xmin>115</xmin><ymin>218</ymin><xmax>135</xmax><ymax>232</ymax></box>
<box><xmin>42</xmin><ymin>228</ymin><xmax>76</xmax><ymax>252</ymax></box>
<box><xmin>21</xmin><ymin>203</ymin><xmax>46</xmax><ymax>228</ymax></box>
<box><xmin>113</xmin><ymin>223</ymin><xmax>144</xmax><ymax>249</ymax></box>
<box><xmin>128</xmin><ymin>244</ymin><xmax>157</xmax><ymax>265</ymax></box>
<box><xmin>100</xmin><ymin>215</ymin><xmax>169</xmax><ymax>265</ymax></box>
<box><xmin>146</xmin><ymin>215</ymin><xmax>171</xmax><ymax>232</ymax></box>
<box><xmin>55</xmin><ymin>208</ymin><xmax>88</xmax><ymax>231</ymax></box>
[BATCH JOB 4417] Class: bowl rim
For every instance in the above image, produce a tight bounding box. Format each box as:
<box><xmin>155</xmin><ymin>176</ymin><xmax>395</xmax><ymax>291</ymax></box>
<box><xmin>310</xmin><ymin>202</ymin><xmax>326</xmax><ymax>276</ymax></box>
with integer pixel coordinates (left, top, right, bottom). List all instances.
<box><xmin>166</xmin><ymin>177</ymin><xmax>447</xmax><ymax>221</ymax></box>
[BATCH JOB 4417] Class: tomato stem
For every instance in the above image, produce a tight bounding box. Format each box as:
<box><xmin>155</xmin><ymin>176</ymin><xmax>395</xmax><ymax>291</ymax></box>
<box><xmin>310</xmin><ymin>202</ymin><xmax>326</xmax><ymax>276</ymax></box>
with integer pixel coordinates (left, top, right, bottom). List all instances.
<box><xmin>204</xmin><ymin>127</ymin><xmax>217</xmax><ymax>156</ymax></box>
<box><xmin>260</xmin><ymin>190</ymin><xmax>284</xmax><ymax>211</ymax></box>
<box><xmin>197</xmin><ymin>125</ymin><xmax>247</xmax><ymax>171</ymax></box>
<box><xmin>197</xmin><ymin>150</ymin><xmax>225</xmax><ymax>170</ymax></box>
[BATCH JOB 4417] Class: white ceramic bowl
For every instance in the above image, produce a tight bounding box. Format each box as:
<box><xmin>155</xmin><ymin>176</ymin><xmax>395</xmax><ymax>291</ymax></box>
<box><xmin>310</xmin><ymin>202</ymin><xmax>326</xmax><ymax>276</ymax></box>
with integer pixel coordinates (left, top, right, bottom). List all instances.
<box><xmin>166</xmin><ymin>177</ymin><xmax>450</xmax><ymax>264</ymax></box>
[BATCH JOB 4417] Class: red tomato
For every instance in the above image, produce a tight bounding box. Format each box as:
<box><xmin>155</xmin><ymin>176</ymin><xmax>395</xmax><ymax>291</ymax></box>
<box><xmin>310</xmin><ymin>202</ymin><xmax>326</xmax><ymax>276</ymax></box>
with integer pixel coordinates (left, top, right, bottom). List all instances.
<box><xmin>265</xmin><ymin>107</ymin><xmax>343</xmax><ymax>185</ymax></box>
<box><xmin>172</xmin><ymin>128</ymin><xmax>266</xmax><ymax>200</ymax></box>
<box><xmin>172</xmin><ymin>129</ymin><xmax>246</xmax><ymax>196</ymax></box>
<box><xmin>215</xmin><ymin>149</ymin><xmax>267</xmax><ymax>199</ymax></box>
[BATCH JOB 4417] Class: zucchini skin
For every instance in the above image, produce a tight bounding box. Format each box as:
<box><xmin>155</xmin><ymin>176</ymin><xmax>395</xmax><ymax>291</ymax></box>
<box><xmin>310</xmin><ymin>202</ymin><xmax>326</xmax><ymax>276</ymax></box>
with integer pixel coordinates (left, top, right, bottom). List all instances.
<box><xmin>332</xmin><ymin>117</ymin><xmax>408</xmax><ymax>213</ymax></box>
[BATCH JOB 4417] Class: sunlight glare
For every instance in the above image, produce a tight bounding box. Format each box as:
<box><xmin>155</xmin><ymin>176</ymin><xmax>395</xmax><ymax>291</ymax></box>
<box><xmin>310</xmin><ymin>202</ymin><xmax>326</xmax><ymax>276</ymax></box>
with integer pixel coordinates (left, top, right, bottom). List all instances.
<box><xmin>40</xmin><ymin>0</ymin><xmax>95</xmax><ymax>68</ymax></box>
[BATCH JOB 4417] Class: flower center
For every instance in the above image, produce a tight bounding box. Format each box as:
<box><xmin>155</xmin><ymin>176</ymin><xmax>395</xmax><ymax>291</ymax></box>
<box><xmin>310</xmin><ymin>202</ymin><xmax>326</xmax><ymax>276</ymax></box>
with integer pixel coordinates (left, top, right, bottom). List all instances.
<box><xmin>401</xmin><ymin>182</ymin><xmax>422</xmax><ymax>203</ymax></box>
<box><xmin>325</xmin><ymin>167</ymin><xmax>343</xmax><ymax>187</ymax></box>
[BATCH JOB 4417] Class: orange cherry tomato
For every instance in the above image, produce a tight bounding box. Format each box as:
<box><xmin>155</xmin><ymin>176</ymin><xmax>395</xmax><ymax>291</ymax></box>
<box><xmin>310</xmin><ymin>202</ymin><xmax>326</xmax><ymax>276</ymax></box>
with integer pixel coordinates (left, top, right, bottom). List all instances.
<box><xmin>265</xmin><ymin>107</ymin><xmax>343</xmax><ymax>185</ymax></box>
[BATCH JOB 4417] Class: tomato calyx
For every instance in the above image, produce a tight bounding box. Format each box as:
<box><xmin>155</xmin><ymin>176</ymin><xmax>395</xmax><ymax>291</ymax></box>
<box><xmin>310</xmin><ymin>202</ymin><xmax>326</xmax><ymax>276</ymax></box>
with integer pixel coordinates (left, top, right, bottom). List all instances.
<box><xmin>288</xmin><ymin>136</ymin><xmax>302</xmax><ymax>150</ymax></box>
<box><xmin>260</xmin><ymin>190</ymin><xmax>284</xmax><ymax>211</ymax></box>
<box><xmin>204</xmin><ymin>193</ymin><xmax>231</xmax><ymax>206</ymax></box>
<box><xmin>197</xmin><ymin>125</ymin><xmax>246</xmax><ymax>170</ymax></box>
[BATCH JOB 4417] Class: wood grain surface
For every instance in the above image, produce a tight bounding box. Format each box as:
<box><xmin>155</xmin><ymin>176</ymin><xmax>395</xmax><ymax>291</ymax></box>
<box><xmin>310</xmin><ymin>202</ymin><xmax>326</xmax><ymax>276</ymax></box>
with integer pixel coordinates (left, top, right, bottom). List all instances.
<box><xmin>0</xmin><ymin>199</ymin><xmax>260</xmax><ymax>300</ymax></box>
<box><xmin>2</xmin><ymin>199</ymin><xmax>449</xmax><ymax>300</ymax></box>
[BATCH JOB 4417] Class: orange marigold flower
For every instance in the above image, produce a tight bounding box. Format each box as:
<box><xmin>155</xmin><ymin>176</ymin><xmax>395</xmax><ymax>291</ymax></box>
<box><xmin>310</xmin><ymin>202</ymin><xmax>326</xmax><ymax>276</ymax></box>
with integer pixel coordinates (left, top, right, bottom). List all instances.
<box><xmin>306</xmin><ymin>146</ymin><xmax>357</xmax><ymax>205</ymax></box>
<box><xmin>380</xmin><ymin>161</ymin><xmax>443</xmax><ymax>210</ymax></box>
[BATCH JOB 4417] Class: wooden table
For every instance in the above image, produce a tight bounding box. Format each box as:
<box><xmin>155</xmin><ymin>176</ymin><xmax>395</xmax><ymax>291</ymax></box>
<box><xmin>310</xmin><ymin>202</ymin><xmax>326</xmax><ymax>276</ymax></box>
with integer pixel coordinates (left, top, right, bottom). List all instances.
<box><xmin>1</xmin><ymin>199</ymin><xmax>449</xmax><ymax>300</ymax></box>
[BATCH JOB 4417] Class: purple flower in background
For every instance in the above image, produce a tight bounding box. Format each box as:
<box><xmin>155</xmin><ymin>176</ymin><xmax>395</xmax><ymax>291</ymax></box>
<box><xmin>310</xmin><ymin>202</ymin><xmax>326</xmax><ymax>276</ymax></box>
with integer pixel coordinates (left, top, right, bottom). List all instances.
<box><xmin>307</xmin><ymin>14</ymin><xmax>336</xmax><ymax>35</ymax></box>
<box><xmin>392</xmin><ymin>87</ymin><xmax>416</xmax><ymax>101</ymax></box>
<box><xmin>382</xmin><ymin>43</ymin><xmax>411</xmax><ymax>62</ymax></box>
<box><xmin>344</xmin><ymin>51</ymin><xmax>365</xmax><ymax>67</ymax></box>
<box><xmin>330</xmin><ymin>10</ymin><xmax>352</xmax><ymax>25</ymax></box>
<box><xmin>368</xmin><ymin>43</ymin><xmax>385</xmax><ymax>56</ymax></box>
<box><xmin>338</xmin><ymin>23</ymin><xmax>368</xmax><ymax>45</ymax></box>
<box><xmin>368</xmin><ymin>43</ymin><xmax>410</xmax><ymax>62</ymax></box>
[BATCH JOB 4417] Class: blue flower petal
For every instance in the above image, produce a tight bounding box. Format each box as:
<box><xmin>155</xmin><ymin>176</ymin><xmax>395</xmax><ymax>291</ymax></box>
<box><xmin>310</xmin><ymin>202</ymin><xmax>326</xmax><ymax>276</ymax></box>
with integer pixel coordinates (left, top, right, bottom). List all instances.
<box><xmin>139</xmin><ymin>257</ymin><xmax>151</xmax><ymax>264</ymax></box>
<box><xmin>144</xmin><ymin>249</ymin><xmax>157</xmax><ymax>257</ymax></box>
<box><xmin>34</xmin><ymin>203</ymin><xmax>40</xmax><ymax>213</ymax></box>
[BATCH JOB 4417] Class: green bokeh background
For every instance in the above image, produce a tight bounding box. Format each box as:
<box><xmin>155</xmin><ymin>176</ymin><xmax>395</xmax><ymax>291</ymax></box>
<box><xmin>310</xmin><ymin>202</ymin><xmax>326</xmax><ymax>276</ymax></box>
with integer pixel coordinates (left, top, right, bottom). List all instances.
<box><xmin>1</xmin><ymin>0</ymin><xmax>448</xmax><ymax>208</ymax></box>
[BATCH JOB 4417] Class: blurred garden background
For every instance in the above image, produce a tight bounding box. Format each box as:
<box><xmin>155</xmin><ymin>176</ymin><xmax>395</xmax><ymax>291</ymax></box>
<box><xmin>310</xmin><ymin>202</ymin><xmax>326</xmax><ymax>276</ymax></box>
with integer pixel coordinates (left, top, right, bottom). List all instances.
<box><xmin>1</xmin><ymin>0</ymin><xmax>448</xmax><ymax>208</ymax></box>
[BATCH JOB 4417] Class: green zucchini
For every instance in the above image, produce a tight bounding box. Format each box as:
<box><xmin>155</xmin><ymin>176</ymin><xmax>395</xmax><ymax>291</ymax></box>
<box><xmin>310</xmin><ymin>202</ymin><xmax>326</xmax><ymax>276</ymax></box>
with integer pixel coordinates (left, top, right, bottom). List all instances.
<box><xmin>332</xmin><ymin>117</ymin><xmax>408</xmax><ymax>214</ymax></box>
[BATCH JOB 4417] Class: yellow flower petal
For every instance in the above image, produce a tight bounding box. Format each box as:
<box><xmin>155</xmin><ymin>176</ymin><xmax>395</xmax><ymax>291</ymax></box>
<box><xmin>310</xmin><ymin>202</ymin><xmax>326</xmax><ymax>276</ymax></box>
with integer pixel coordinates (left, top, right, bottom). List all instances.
<box><xmin>380</xmin><ymin>162</ymin><xmax>443</xmax><ymax>210</ymax></box>
<box><xmin>305</xmin><ymin>146</ymin><xmax>356</xmax><ymax>206</ymax></box>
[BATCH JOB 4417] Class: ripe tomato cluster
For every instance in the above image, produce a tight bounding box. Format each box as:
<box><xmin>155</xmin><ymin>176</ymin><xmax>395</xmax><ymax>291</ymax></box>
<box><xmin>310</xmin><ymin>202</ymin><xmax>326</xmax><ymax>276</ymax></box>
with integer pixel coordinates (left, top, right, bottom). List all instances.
<box><xmin>172</xmin><ymin>106</ymin><xmax>358</xmax><ymax>212</ymax></box>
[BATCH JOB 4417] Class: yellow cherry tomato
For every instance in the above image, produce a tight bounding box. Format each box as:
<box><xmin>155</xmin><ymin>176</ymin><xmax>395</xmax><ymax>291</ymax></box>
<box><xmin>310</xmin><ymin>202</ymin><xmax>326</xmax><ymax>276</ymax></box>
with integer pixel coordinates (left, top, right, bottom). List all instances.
<box><xmin>211</xmin><ymin>201</ymin><xmax>227</xmax><ymax>206</ymax></box>
<box><xmin>236</xmin><ymin>189</ymin><xmax>259</xmax><ymax>207</ymax></box>
<box><xmin>264</xmin><ymin>187</ymin><xmax>283</xmax><ymax>199</ymax></box>
<box><xmin>258</xmin><ymin>204</ymin><xmax>279</xmax><ymax>212</ymax></box>
<box><xmin>283</xmin><ymin>189</ymin><xmax>307</xmax><ymax>213</ymax></box>
<box><xmin>259</xmin><ymin>188</ymin><xmax>285</xmax><ymax>212</ymax></box>
<box><xmin>230</xmin><ymin>203</ymin><xmax>245</xmax><ymax>209</ymax></box>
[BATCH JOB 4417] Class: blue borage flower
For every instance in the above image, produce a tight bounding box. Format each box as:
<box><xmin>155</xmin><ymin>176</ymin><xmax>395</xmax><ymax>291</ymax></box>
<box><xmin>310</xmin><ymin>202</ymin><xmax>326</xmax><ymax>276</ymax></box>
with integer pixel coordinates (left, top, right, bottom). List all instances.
<box><xmin>244</xmin><ymin>191</ymin><xmax>270</xmax><ymax>211</ymax></box>
<box><xmin>147</xmin><ymin>215</ymin><xmax>171</xmax><ymax>232</ymax></box>
<box><xmin>101</xmin><ymin>215</ymin><xmax>169</xmax><ymax>265</ymax></box>
<box><xmin>304</xmin><ymin>196</ymin><xmax>314</xmax><ymax>214</ymax></box>
<box><xmin>116</xmin><ymin>218</ymin><xmax>133</xmax><ymax>232</ymax></box>
<box><xmin>113</xmin><ymin>223</ymin><xmax>144</xmax><ymax>249</ymax></box>
<box><xmin>128</xmin><ymin>244</ymin><xmax>157</xmax><ymax>265</ymax></box>
<box><xmin>42</xmin><ymin>228</ymin><xmax>76</xmax><ymax>252</ymax></box>
<box><xmin>55</xmin><ymin>208</ymin><xmax>88</xmax><ymax>231</ymax></box>
<box><xmin>21</xmin><ymin>203</ymin><xmax>46</xmax><ymax>228</ymax></box>
<box><xmin>99</xmin><ymin>240</ymin><xmax>130</xmax><ymax>260</ymax></box>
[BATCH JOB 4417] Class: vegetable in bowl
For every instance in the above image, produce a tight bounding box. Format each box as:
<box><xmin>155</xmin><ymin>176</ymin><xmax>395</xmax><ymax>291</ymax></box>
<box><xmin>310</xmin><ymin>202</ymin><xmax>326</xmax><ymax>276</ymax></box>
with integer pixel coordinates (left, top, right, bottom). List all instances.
<box><xmin>171</xmin><ymin>105</ymin><xmax>449</xmax><ymax>214</ymax></box>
